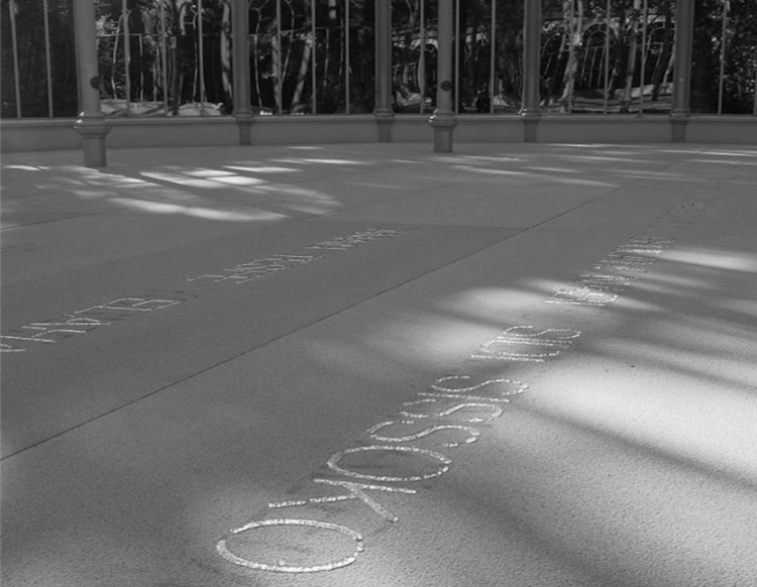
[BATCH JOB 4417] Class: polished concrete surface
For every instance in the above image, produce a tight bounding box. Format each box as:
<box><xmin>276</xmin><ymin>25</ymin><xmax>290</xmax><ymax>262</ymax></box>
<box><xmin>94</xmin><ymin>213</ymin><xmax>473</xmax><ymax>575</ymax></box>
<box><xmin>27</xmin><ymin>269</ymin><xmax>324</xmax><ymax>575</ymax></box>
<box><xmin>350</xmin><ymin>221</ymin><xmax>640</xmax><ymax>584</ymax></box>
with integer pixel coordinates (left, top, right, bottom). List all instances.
<box><xmin>2</xmin><ymin>143</ymin><xmax>756</xmax><ymax>586</ymax></box>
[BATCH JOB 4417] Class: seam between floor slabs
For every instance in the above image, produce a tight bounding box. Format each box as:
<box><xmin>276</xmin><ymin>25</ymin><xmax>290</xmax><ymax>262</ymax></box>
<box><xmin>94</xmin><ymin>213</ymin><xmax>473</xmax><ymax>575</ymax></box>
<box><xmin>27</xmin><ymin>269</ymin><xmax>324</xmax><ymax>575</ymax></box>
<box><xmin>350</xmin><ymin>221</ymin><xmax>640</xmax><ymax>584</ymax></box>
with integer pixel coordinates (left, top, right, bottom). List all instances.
<box><xmin>2</xmin><ymin>156</ymin><xmax>731</xmax><ymax>461</ymax></box>
<box><xmin>0</xmin><ymin>226</ymin><xmax>523</xmax><ymax>461</ymax></box>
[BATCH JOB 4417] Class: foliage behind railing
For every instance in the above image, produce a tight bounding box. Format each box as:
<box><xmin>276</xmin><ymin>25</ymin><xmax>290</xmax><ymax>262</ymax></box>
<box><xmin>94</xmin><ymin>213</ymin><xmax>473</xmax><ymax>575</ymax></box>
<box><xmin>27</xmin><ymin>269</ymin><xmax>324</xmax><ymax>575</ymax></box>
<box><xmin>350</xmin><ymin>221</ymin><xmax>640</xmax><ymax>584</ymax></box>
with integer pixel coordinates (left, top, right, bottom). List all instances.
<box><xmin>1</xmin><ymin>0</ymin><xmax>755</xmax><ymax>118</ymax></box>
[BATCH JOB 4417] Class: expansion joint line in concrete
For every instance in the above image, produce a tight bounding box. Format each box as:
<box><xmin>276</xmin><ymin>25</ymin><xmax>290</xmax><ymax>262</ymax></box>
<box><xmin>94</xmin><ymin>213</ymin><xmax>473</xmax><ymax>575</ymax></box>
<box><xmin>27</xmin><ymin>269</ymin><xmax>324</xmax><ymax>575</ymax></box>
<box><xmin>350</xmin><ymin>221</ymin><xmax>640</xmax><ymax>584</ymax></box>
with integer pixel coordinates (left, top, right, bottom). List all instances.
<box><xmin>0</xmin><ymin>228</ymin><xmax>521</xmax><ymax>462</ymax></box>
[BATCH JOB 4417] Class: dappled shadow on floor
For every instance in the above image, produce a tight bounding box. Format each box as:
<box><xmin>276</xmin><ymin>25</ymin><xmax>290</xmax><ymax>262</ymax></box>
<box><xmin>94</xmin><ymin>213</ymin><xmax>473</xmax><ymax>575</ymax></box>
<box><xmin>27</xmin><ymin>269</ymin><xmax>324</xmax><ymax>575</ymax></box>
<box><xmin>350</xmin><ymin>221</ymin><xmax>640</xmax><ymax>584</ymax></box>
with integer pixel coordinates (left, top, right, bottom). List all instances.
<box><xmin>289</xmin><ymin>236</ymin><xmax>757</xmax><ymax>586</ymax></box>
<box><xmin>5</xmin><ymin>143</ymin><xmax>749</xmax><ymax>231</ymax></box>
<box><xmin>3</xmin><ymin>143</ymin><xmax>756</xmax><ymax>587</ymax></box>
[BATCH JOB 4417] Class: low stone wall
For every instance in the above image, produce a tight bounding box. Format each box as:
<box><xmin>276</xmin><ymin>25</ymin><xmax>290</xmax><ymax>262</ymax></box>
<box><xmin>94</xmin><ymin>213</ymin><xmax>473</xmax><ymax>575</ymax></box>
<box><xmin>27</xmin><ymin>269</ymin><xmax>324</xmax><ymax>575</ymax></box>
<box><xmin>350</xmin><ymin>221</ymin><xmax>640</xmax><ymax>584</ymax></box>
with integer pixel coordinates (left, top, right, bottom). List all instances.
<box><xmin>2</xmin><ymin>114</ymin><xmax>755</xmax><ymax>153</ymax></box>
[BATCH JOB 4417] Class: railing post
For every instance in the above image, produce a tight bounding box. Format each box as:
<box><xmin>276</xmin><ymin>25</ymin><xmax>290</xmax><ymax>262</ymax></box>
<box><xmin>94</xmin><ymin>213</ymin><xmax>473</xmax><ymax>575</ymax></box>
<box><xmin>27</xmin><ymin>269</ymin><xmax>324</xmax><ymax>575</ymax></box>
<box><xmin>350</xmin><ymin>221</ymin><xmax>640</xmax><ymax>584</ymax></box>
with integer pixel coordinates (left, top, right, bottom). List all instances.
<box><xmin>521</xmin><ymin>0</ymin><xmax>542</xmax><ymax>142</ymax></box>
<box><xmin>670</xmin><ymin>0</ymin><xmax>695</xmax><ymax>142</ymax></box>
<box><xmin>430</xmin><ymin>0</ymin><xmax>456</xmax><ymax>152</ymax></box>
<box><xmin>375</xmin><ymin>0</ymin><xmax>394</xmax><ymax>141</ymax></box>
<box><xmin>73</xmin><ymin>0</ymin><xmax>110</xmax><ymax>167</ymax></box>
<box><xmin>232</xmin><ymin>0</ymin><xmax>253</xmax><ymax>144</ymax></box>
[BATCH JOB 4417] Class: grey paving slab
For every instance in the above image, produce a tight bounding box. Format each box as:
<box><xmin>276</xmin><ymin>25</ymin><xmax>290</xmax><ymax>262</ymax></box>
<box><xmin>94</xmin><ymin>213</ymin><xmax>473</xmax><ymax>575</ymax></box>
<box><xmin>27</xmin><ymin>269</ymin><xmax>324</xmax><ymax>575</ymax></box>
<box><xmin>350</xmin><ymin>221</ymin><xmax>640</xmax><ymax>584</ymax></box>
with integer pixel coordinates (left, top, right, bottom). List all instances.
<box><xmin>2</xmin><ymin>221</ymin><xmax>519</xmax><ymax>458</ymax></box>
<box><xmin>2</xmin><ymin>143</ymin><xmax>756</xmax><ymax>587</ymax></box>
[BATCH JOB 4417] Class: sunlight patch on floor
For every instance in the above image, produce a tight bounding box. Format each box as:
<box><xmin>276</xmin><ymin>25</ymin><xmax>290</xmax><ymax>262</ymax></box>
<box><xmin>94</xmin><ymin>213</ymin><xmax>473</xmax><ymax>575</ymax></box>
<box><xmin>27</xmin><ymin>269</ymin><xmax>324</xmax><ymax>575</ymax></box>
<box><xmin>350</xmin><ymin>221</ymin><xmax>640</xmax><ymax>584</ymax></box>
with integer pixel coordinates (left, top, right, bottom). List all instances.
<box><xmin>532</xmin><ymin>369</ymin><xmax>757</xmax><ymax>483</ymax></box>
<box><xmin>108</xmin><ymin>198</ymin><xmax>287</xmax><ymax>222</ymax></box>
<box><xmin>224</xmin><ymin>165</ymin><xmax>301</xmax><ymax>174</ymax></box>
<box><xmin>662</xmin><ymin>248</ymin><xmax>757</xmax><ymax>272</ymax></box>
<box><xmin>436</xmin><ymin>287</ymin><xmax>540</xmax><ymax>322</ymax></box>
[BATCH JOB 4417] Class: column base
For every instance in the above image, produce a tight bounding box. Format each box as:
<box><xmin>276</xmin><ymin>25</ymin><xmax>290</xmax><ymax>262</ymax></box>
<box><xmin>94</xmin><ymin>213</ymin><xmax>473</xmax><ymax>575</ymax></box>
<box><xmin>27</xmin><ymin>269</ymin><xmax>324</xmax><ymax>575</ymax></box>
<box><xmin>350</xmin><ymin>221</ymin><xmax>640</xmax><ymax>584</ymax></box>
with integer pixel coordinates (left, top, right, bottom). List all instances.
<box><xmin>521</xmin><ymin>113</ymin><xmax>540</xmax><ymax>143</ymax></box>
<box><xmin>429</xmin><ymin>112</ymin><xmax>457</xmax><ymax>153</ymax></box>
<box><xmin>670</xmin><ymin>114</ymin><xmax>689</xmax><ymax>143</ymax></box>
<box><xmin>235</xmin><ymin>115</ymin><xmax>254</xmax><ymax>145</ymax></box>
<box><xmin>375</xmin><ymin>112</ymin><xmax>394</xmax><ymax>142</ymax></box>
<box><xmin>74</xmin><ymin>118</ymin><xmax>111</xmax><ymax>168</ymax></box>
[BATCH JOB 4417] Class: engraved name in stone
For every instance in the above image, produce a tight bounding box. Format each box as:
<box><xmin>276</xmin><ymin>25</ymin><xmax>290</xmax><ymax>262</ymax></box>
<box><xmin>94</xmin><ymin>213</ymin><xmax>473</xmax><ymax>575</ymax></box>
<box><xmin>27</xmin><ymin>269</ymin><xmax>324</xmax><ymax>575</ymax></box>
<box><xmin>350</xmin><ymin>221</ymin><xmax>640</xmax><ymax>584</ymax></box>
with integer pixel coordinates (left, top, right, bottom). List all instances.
<box><xmin>217</xmin><ymin>375</ymin><xmax>524</xmax><ymax>572</ymax></box>
<box><xmin>213</xmin><ymin>233</ymin><xmax>674</xmax><ymax>573</ymax></box>
<box><xmin>269</xmin><ymin>478</ymin><xmax>417</xmax><ymax>523</ymax></box>
<box><xmin>0</xmin><ymin>297</ymin><xmax>181</xmax><ymax>353</ymax></box>
<box><xmin>217</xmin><ymin>349</ymin><xmax>535</xmax><ymax>574</ymax></box>
<box><xmin>188</xmin><ymin>227</ymin><xmax>402</xmax><ymax>285</ymax></box>
<box><xmin>589</xmin><ymin>257</ymin><xmax>653</xmax><ymax>272</ymax></box>
<box><xmin>216</xmin><ymin>519</ymin><xmax>365</xmax><ymax>573</ymax></box>
<box><xmin>400</xmin><ymin>399</ymin><xmax>505</xmax><ymax>423</ymax></box>
<box><xmin>419</xmin><ymin>375</ymin><xmax>528</xmax><ymax>402</ymax></box>
<box><xmin>189</xmin><ymin>254</ymin><xmax>323</xmax><ymax>284</ymax></box>
<box><xmin>367</xmin><ymin>420</ymin><xmax>481</xmax><ymax>448</ymax></box>
<box><xmin>547</xmin><ymin>288</ymin><xmax>619</xmax><ymax>306</ymax></box>
<box><xmin>472</xmin><ymin>326</ymin><xmax>581</xmax><ymax>362</ymax></box>
<box><xmin>305</xmin><ymin>228</ymin><xmax>400</xmax><ymax>250</ymax></box>
<box><xmin>265</xmin><ymin>375</ymin><xmax>518</xmax><ymax>530</ymax></box>
<box><xmin>576</xmin><ymin>273</ymin><xmax>635</xmax><ymax>289</ymax></box>
<box><xmin>548</xmin><ymin>237</ymin><xmax>674</xmax><ymax>306</ymax></box>
<box><xmin>327</xmin><ymin>445</ymin><xmax>453</xmax><ymax>483</ymax></box>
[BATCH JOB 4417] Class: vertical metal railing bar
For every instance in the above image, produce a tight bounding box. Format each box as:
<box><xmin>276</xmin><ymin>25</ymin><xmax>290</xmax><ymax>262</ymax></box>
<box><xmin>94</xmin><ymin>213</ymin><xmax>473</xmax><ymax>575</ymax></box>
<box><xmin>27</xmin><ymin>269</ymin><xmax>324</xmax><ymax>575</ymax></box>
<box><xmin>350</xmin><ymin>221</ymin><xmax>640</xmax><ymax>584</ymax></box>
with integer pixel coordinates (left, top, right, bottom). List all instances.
<box><xmin>345</xmin><ymin>0</ymin><xmax>350</xmax><ymax>113</ymax></box>
<box><xmin>160</xmin><ymin>0</ymin><xmax>169</xmax><ymax>115</ymax></box>
<box><xmin>43</xmin><ymin>0</ymin><xmax>54</xmax><ymax>117</ymax></box>
<box><xmin>638</xmin><ymin>0</ymin><xmax>647</xmax><ymax>115</ymax></box>
<box><xmin>454</xmin><ymin>0</ymin><xmax>459</xmax><ymax>113</ymax></box>
<box><xmin>276</xmin><ymin>0</ymin><xmax>282</xmax><ymax>114</ymax></box>
<box><xmin>603</xmin><ymin>0</ymin><xmax>610</xmax><ymax>113</ymax></box>
<box><xmin>139</xmin><ymin>33</ymin><xmax>144</xmax><ymax>103</ymax></box>
<box><xmin>122</xmin><ymin>0</ymin><xmax>132</xmax><ymax>116</ymax></box>
<box><xmin>9</xmin><ymin>1</ymin><xmax>21</xmax><ymax>117</ymax></box>
<box><xmin>311</xmin><ymin>0</ymin><xmax>317</xmax><ymax>114</ymax></box>
<box><xmin>489</xmin><ymin>0</ymin><xmax>495</xmax><ymax>114</ymax></box>
<box><xmin>717</xmin><ymin>0</ymin><xmax>728</xmax><ymax>114</ymax></box>
<box><xmin>198</xmin><ymin>0</ymin><xmax>207</xmax><ymax>114</ymax></box>
<box><xmin>567</xmin><ymin>0</ymin><xmax>574</xmax><ymax>113</ymax></box>
<box><xmin>420</xmin><ymin>0</ymin><xmax>425</xmax><ymax>114</ymax></box>
<box><xmin>750</xmin><ymin>1</ymin><xmax>757</xmax><ymax>115</ymax></box>
<box><xmin>753</xmin><ymin>47</ymin><xmax>757</xmax><ymax>115</ymax></box>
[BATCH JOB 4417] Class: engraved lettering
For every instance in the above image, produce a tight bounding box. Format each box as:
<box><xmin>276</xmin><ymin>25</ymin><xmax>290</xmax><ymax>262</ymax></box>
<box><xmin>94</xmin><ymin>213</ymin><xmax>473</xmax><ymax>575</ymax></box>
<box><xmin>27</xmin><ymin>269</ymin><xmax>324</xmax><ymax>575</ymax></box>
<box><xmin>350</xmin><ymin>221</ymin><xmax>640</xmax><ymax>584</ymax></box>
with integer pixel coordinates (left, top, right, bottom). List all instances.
<box><xmin>19</xmin><ymin>328</ymin><xmax>86</xmax><ymax>342</ymax></box>
<box><xmin>546</xmin><ymin>288</ymin><xmax>618</xmax><ymax>306</ymax></box>
<box><xmin>0</xmin><ymin>342</ymin><xmax>26</xmax><ymax>353</ymax></box>
<box><xmin>400</xmin><ymin>399</ymin><xmax>504</xmax><ymax>423</ymax></box>
<box><xmin>327</xmin><ymin>445</ymin><xmax>452</xmax><ymax>482</ymax></box>
<box><xmin>472</xmin><ymin>327</ymin><xmax>580</xmax><ymax>362</ymax></box>
<box><xmin>30</xmin><ymin>316</ymin><xmax>111</xmax><ymax>328</ymax></box>
<box><xmin>576</xmin><ymin>273</ymin><xmax>634</xmax><ymax>290</ymax></box>
<box><xmin>430</xmin><ymin>375</ymin><xmax>528</xmax><ymax>396</ymax></box>
<box><xmin>314</xmin><ymin>478</ymin><xmax>415</xmax><ymax>522</ymax></box>
<box><xmin>366</xmin><ymin>420</ymin><xmax>480</xmax><ymax>448</ymax></box>
<box><xmin>269</xmin><ymin>478</ymin><xmax>415</xmax><ymax>522</ymax></box>
<box><xmin>216</xmin><ymin>519</ymin><xmax>364</xmax><ymax>573</ymax></box>
<box><xmin>0</xmin><ymin>334</ymin><xmax>56</xmax><ymax>344</ymax></box>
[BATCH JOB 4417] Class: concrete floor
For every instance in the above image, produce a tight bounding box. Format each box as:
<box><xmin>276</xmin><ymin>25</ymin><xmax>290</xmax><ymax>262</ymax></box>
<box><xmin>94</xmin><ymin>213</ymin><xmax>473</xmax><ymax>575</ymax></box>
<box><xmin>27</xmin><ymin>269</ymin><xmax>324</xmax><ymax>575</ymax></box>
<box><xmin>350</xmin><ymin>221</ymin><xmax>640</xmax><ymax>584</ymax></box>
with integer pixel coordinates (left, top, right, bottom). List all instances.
<box><xmin>2</xmin><ymin>142</ymin><xmax>756</xmax><ymax>587</ymax></box>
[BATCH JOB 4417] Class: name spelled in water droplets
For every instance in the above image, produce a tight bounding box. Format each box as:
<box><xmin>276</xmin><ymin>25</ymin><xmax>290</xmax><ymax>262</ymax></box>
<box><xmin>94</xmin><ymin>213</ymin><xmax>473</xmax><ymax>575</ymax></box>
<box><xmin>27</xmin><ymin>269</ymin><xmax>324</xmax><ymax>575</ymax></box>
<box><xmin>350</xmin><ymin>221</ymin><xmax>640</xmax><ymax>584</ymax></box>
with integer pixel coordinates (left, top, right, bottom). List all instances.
<box><xmin>188</xmin><ymin>254</ymin><xmax>323</xmax><ymax>285</ymax></box>
<box><xmin>188</xmin><ymin>227</ymin><xmax>402</xmax><ymax>285</ymax></box>
<box><xmin>305</xmin><ymin>227</ymin><xmax>400</xmax><ymax>250</ymax></box>
<box><xmin>472</xmin><ymin>325</ymin><xmax>581</xmax><ymax>362</ymax></box>
<box><xmin>215</xmin><ymin>371</ymin><xmax>537</xmax><ymax>572</ymax></box>
<box><xmin>546</xmin><ymin>236</ymin><xmax>674</xmax><ymax>307</ymax></box>
<box><xmin>0</xmin><ymin>296</ymin><xmax>181</xmax><ymax>353</ymax></box>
